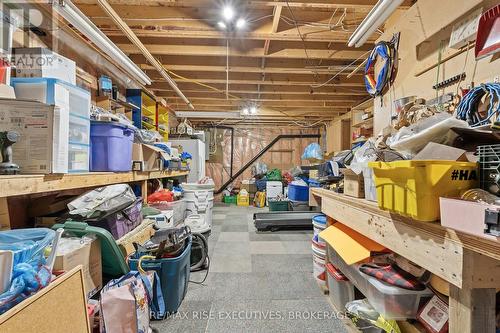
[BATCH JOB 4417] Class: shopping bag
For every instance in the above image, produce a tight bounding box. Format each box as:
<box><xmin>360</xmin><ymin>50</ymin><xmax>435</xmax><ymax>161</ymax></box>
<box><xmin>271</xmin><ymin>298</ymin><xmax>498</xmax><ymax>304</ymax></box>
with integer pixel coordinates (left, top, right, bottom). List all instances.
<box><xmin>100</xmin><ymin>271</ymin><xmax>155</xmax><ymax>333</ymax></box>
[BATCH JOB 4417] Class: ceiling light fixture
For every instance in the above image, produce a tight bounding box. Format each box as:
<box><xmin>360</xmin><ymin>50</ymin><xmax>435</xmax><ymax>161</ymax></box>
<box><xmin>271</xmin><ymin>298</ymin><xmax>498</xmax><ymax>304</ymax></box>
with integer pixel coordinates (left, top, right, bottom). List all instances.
<box><xmin>222</xmin><ymin>6</ymin><xmax>235</xmax><ymax>21</ymax></box>
<box><xmin>235</xmin><ymin>18</ymin><xmax>246</xmax><ymax>29</ymax></box>
<box><xmin>242</xmin><ymin>108</ymin><xmax>249</xmax><ymax>115</ymax></box>
<box><xmin>217</xmin><ymin>21</ymin><xmax>227</xmax><ymax>29</ymax></box>
<box><xmin>348</xmin><ymin>0</ymin><xmax>404</xmax><ymax>48</ymax></box>
<box><xmin>250</xmin><ymin>106</ymin><xmax>258</xmax><ymax>114</ymax></box>
<box><xmin>52</xmin><ymin>0</ymin><xmax>151</xmax><ymax>86</ymax></box>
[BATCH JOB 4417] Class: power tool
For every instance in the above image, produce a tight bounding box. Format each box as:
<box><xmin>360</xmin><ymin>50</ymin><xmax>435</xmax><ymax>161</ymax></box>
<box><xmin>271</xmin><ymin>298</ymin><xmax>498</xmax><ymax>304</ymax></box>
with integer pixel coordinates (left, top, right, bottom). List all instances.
<box><xmin>0</xmin><ymin>131</ymin><xmax>20</xmax><ymax>175</ymax></box>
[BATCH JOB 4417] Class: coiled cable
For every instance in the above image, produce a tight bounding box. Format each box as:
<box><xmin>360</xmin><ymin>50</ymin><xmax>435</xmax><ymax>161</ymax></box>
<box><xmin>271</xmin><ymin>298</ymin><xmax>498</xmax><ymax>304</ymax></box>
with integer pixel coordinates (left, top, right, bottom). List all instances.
<box><xmin>364</xmin><ymin>41</ymin><xmax>397</xmax><ymax>97</ymax></box>
<box><xmin>455</xmin><ymin>83</ymin><xmax>500</xmax><ymax>127</ymax></box>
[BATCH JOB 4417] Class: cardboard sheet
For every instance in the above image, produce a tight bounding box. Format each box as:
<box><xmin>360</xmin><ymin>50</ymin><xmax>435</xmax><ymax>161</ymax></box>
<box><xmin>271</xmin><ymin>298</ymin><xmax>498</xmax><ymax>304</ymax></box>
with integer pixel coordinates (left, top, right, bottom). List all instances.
<box><xmin>320</xmin><ymin>223</ymin><xmax>387</xmax><ymax>265</ymax></box>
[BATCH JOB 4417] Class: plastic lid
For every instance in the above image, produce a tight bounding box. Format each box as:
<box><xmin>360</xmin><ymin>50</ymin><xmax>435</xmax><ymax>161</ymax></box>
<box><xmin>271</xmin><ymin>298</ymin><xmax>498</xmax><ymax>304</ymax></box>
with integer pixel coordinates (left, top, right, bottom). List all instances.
<box><xmin>326</xmin><ymin>263</ymin><xmax>348</xmax><ymax>281</ymax></box>
<box><xmin>312</xmin><ymin>214</ymin><xmax>327</xmax><ymax>225</ymax></box>
<box><xmin>364</xmin><ymin>273</ymin><xmax>433</xmax><ymax>296</ymax></box>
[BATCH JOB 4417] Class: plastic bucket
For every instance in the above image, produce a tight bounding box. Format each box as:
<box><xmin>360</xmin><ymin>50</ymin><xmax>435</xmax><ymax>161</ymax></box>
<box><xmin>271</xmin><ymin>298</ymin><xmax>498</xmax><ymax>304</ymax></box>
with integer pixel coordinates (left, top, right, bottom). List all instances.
<box><xmin>90</xmin><ymin>121</ymin><xmax>134</xmax><ymax>172</ymax></box>
<box><xmin>128</xmin><ymin>238</ymin><xmax>191</xmax><ymax>318</ymax></box>
<box><xmin>312</xmin><ymin>252</ymin><xmax>326</xmax><ymax>285</ymax></box>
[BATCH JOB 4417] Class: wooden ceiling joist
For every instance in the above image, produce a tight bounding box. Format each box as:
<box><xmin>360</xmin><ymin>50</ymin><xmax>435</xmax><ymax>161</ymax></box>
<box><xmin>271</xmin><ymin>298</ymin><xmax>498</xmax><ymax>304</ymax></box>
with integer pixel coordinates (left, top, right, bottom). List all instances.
<box><xmin>68</xmin><ymin>0</ymin><xmax>414</xmax><ymax>124</ymax></box>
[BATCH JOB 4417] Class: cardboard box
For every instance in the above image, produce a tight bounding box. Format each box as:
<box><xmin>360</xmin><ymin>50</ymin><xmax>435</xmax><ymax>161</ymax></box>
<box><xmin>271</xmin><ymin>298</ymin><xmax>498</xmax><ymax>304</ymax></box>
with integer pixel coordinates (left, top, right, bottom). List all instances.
<box><xmin>320</xmin><ymin>223</ymin><xmax>388</xmax><ymax>265</ymax></box>
<box><xmin>117</xmin><ymin>220</ymin><xmax>155</xmax><ymax>258</ymax></box>
<box><xmin>0</xmin><ymin>99</ymin><xmax>68</xmax><ymax>173</ymax></box>
<box><xmin>53</xmin><ymin>237</ymin><xmax>102</xmax><ymax>298</ymax></box>
<box><xmin>342</xmin><ymin>168</ymin><xmax>365</xmax><ymax>198</ymax></box>
<box><xmin>13</xmin><ymin>48</ymin><xmax>76</xmax><ymax>85</ymax></box>
<box><xmin>132</xmin><ymin>143</ymin><xmax>170</xmax><ymax>171</ymax></box>
<box><xmin>241</xmin><ymin>180</ymin><xmax>257</xmax><ymax>193</ymax></box>
<box><xmin>0</xmin><ymin>267</ymin><xmax>91</xmax><ymax>333</ymax></box>
<box><xmin>413</xmin><ymin>142</ymin><xmax>467</xmax><ymax>161</ymax></box>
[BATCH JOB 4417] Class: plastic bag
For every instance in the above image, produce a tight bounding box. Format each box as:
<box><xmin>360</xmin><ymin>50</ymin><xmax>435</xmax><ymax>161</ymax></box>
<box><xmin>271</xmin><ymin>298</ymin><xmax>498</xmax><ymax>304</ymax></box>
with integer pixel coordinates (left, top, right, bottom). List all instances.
<box><xmin>0</xmin><ymin>228</ymin><xmax>55</xmax><ymax>314</ymax></box>
<box><xmin>148</xmin><ymin>189</ymin><xmax>174</xmax><ymax>203</ymax></box>
<box><xmin>251</xmin><ymin>162</ymin><xmax>268</xmax><ymax>177</ymax></box>
<box><xmin>345</xmin><ymin>299</ymin><xmax>401</xmax><ymax>333</ymax></box>
<box><xmin>387</xmin><ymin>113</ymin><xmax>469</xmax><ymax>155</ymax></box>
<box><xmin>68</xmin><ymin>184</ymin><xmax>137</xmax><ymax>218</ymax></box>
<box><xmin>301</xmin><ymin>143</ymin><xmax>323</xmax><ymax>160</ymax></box>
<box><xmin>266</xmin><ymin>168</ymin><xmax>282</xmax><ymax>181</ymax></box>
<box><xmin>0</xmin><ymin>228</ymin><xmax>55</xmax><ymax>266</ymax></box>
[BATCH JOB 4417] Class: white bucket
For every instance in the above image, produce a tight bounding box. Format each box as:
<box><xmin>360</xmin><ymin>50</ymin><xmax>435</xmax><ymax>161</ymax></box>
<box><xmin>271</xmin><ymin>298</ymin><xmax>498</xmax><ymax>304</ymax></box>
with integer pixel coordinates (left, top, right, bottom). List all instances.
<box><xmin>312</xmin><ymin>221</ymin><xmax>327</xmax><ymax>247</ymax></box>
<box><xmin>183</xmin><ymin>188</ymin><xmax>214</xmax><ymax>227</ymax></box>
<box><xmin>312</xmin><ymin>253</ymin><xmax>326</xmax><ymax>285</ymax></box>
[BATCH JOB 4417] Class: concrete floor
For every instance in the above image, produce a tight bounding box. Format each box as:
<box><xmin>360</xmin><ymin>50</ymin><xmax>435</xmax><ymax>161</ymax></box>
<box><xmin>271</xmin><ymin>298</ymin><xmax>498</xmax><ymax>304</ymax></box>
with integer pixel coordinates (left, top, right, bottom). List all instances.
<box><xmin>153</xmin><ymin>203</ymin><xmax>348</xmax><ymax>333</ymax></box>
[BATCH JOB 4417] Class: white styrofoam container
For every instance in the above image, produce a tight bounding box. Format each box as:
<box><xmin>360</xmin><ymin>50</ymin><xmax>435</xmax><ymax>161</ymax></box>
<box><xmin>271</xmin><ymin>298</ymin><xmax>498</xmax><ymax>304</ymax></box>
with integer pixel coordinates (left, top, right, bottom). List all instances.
<box><xmin>13</xmin><ymin>48</ymin><xmax>76</xmax><ymax>84</ymax></box>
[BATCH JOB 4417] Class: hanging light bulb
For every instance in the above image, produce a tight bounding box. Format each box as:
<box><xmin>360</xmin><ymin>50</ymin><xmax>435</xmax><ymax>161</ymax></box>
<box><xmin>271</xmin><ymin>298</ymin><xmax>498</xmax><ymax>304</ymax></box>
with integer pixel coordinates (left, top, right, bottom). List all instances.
<box><xmin>236</xmin><ymin>18</ymin><xmax>246</xmax><ymax>29</ymax></box>
<box><xmin>217</xmin><ymin>21</ymin><xmax>227</xmax><ymax>29</ymax></box>
<box><xmin>250</xmin><ymin>106</ymin><xmax>257</xmax><ymax>114</ymax></box>
<box><xmin>222</xmin><ymin>6</ymin><xmax>235</xmax><ymax>21</ymax></box>
<box><xmin>242</xmin><ymin>108</ymin><xmax>249</xmax><ymax>115</ymax></box>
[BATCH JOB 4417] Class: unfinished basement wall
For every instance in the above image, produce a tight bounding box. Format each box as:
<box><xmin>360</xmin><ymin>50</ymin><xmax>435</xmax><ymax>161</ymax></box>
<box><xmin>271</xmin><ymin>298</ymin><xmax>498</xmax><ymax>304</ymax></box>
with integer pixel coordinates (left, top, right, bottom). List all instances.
<box><xmin>206</xmin><ymin>126</ymin><xmax>321</xmax><ymax>190</ymax></box>
<box><xmin>373</xmin><ymin>0</ymin><xmax>500</xmax><ymax>134</ymax></box>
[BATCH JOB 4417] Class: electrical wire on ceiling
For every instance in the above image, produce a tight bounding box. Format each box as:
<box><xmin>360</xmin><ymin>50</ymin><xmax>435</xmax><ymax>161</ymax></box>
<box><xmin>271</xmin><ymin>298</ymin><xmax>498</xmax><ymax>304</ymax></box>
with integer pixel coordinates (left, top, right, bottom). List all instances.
<box><xmin>310</xmin><ymin>49</ymin><xmax>371</xmax><ymax>89</ymax></box>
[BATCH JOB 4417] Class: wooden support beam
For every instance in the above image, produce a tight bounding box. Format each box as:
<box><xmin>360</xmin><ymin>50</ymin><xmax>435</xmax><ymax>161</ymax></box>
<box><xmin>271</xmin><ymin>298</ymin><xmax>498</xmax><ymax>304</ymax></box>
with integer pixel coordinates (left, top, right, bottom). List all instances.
<box><xmin>117</xmin><ymin>43</ymin><xmax>368</xmax><ymax>60</ymax></box>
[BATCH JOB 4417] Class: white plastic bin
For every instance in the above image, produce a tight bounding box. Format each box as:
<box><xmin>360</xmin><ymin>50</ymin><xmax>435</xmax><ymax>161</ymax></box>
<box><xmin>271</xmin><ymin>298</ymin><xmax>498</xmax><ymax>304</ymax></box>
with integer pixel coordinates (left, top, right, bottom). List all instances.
<box><xmin>150</xmin><ymin>199</ymin><xmax>187</xmax><ymax>225</ymax></box>
<box><xmin>326</xmin><ymin>263</ymin><xmax>355</xmax><ymax>311</ymax></box>
<box><xmin>183</xmin><ymin>185</ymin><xmax>214</xmax><ymax>229</ymax></box>
<box><xmin>362</xmin><ymin>166</ymin><xmax>377</xmax><ymax>202</ymax></box>
<box><xmin>327</xmin><ymin>244</ymin><xmax>432</xmax><ymax>319</ymax></box>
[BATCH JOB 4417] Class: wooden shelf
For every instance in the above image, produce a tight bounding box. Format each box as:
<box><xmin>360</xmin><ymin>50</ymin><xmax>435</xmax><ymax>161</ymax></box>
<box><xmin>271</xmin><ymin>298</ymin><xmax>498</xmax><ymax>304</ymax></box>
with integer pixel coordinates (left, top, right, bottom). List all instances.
<box><xmin>351</xmin><ymin>117</ymin><xmax>374</xmax><ymax>129</ymax></box>
<box><xmin>0</xmin><ymin>171</ymin><xmax>188</xmax><ymax>198</ymax></box>
<box><xmin>110</xmin><ymin>99</ymin><xmax>138</xmax><ymax>110</ymax></box>
<box><xmin>312</xmin><ymin>188</ymin><xmax>500</xmax><ymax>333</ymax></box>
<box><xmin>311</xmin><ymin>188</ymin><xmax>500</xmax><ymax>287</ymax></box>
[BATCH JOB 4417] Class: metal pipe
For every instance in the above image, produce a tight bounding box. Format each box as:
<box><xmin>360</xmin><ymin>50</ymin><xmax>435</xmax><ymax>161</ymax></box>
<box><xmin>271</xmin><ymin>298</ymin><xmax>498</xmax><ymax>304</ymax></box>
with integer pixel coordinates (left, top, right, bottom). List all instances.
<box><xmin>215</xmin><ymin>133</ymin><xmax>320</xmax><ymax>194</ymax></box>
<box><xmin>96</xmin><ymin>0</ymin><xmax>194</xmax><ymax>109</ymax></box>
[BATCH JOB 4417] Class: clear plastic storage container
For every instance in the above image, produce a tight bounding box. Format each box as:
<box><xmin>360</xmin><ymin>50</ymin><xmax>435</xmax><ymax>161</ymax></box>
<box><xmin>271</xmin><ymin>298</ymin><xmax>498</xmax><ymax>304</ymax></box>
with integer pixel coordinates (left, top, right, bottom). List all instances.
<box><xmin>68</xmin><ymin>143</ymin><xmax>90</xmax><ymax>172</ymax></box>
<box><xmin>327</xmin><ymin>244</ymin><xmax>432</xmax><ymax>319</ymax></box>
<box><xmin>69</xmin><ymin>115</ymin><xmax>90</xmax><ymax>145</ymax></box>
<box><xmin>326</xmin><ymin>263</ymin><xmax>355</xmax><ymax>311</ymax></box>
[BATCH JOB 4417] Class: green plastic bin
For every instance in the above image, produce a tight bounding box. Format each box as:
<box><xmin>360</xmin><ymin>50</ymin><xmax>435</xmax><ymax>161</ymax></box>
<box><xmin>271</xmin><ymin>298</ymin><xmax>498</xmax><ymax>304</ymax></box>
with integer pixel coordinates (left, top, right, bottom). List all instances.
<box><xmin>52</xmin><ymin>220</ymin><xmax>129</xmax><ymax>277</ymax></box>
<box><xmin>269</xmin><ymin>200</ymin><xmax>290</xmax><ymax>211</ymax></box>
<box><xmin>223</xmin><ymin>195</ymin><xmax>237</xmax><ymax>204</ymax></box>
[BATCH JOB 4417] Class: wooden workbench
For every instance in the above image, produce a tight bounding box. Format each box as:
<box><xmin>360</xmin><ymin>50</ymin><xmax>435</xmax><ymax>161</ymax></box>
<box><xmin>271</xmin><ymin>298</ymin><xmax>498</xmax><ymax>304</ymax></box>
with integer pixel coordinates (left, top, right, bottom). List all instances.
<box><xmin>311</xmin><ymin>188</ymin><xmax>500</xmax><ymax>333</ymax></box>
<box><xmin>0</xmin><ymin>170</ymin><xmax>188</xmax><ymax>229</ymax></box>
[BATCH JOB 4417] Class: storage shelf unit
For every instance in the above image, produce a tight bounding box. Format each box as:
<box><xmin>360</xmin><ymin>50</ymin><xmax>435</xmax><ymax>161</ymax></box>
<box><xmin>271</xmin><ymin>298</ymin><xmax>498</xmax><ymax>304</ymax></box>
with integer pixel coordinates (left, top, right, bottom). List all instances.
<box><xmin>0</xmin><ymin>171</ymin><xmax>188</xmax><ymax>198</ymax></box>
<box><xmin>311</xmin><ymin>188</ymin><xmax>500</xmax><ymax>333</ymax></box>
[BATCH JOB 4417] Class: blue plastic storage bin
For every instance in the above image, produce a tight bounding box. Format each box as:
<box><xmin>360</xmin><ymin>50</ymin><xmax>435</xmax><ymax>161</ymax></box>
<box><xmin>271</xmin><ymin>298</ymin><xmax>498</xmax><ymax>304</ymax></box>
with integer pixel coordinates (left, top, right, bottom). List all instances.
<box><xmin>128</xmin><ymin>238</ymin><xmax>191</xmax><ymax>318</ymax></box>
<box><xmin>288</xmin><ymin>183</ymin><xmax>309</xmax><ymax>201</ymax></box>
<box><xmin>90</xmin><ymin>121</ymin><xmax>134</xmax><ymax>172</ymax></box>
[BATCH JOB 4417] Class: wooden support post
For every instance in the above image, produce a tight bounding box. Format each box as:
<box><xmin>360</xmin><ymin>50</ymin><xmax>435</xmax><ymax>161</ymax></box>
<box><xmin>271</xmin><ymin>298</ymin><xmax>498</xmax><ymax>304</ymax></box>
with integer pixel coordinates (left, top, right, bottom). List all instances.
<box><xmin>449</xmin><ymin>287</ymin><xmax>496</xmax><ymax>333</ymax></box>
<box><xmin>449</xmin><ymin>249</ymin><xmax>499</xmax><ymax>333</ymax></box>
<box><xmin>141</xmin><ymin>180</ymin><xmax>148</xmax><ymax>203</ymax></box>
<box><xmin>0</xmin><ymin>197</ymin><xmax>10</xmax><ymax>230</ymax></box>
